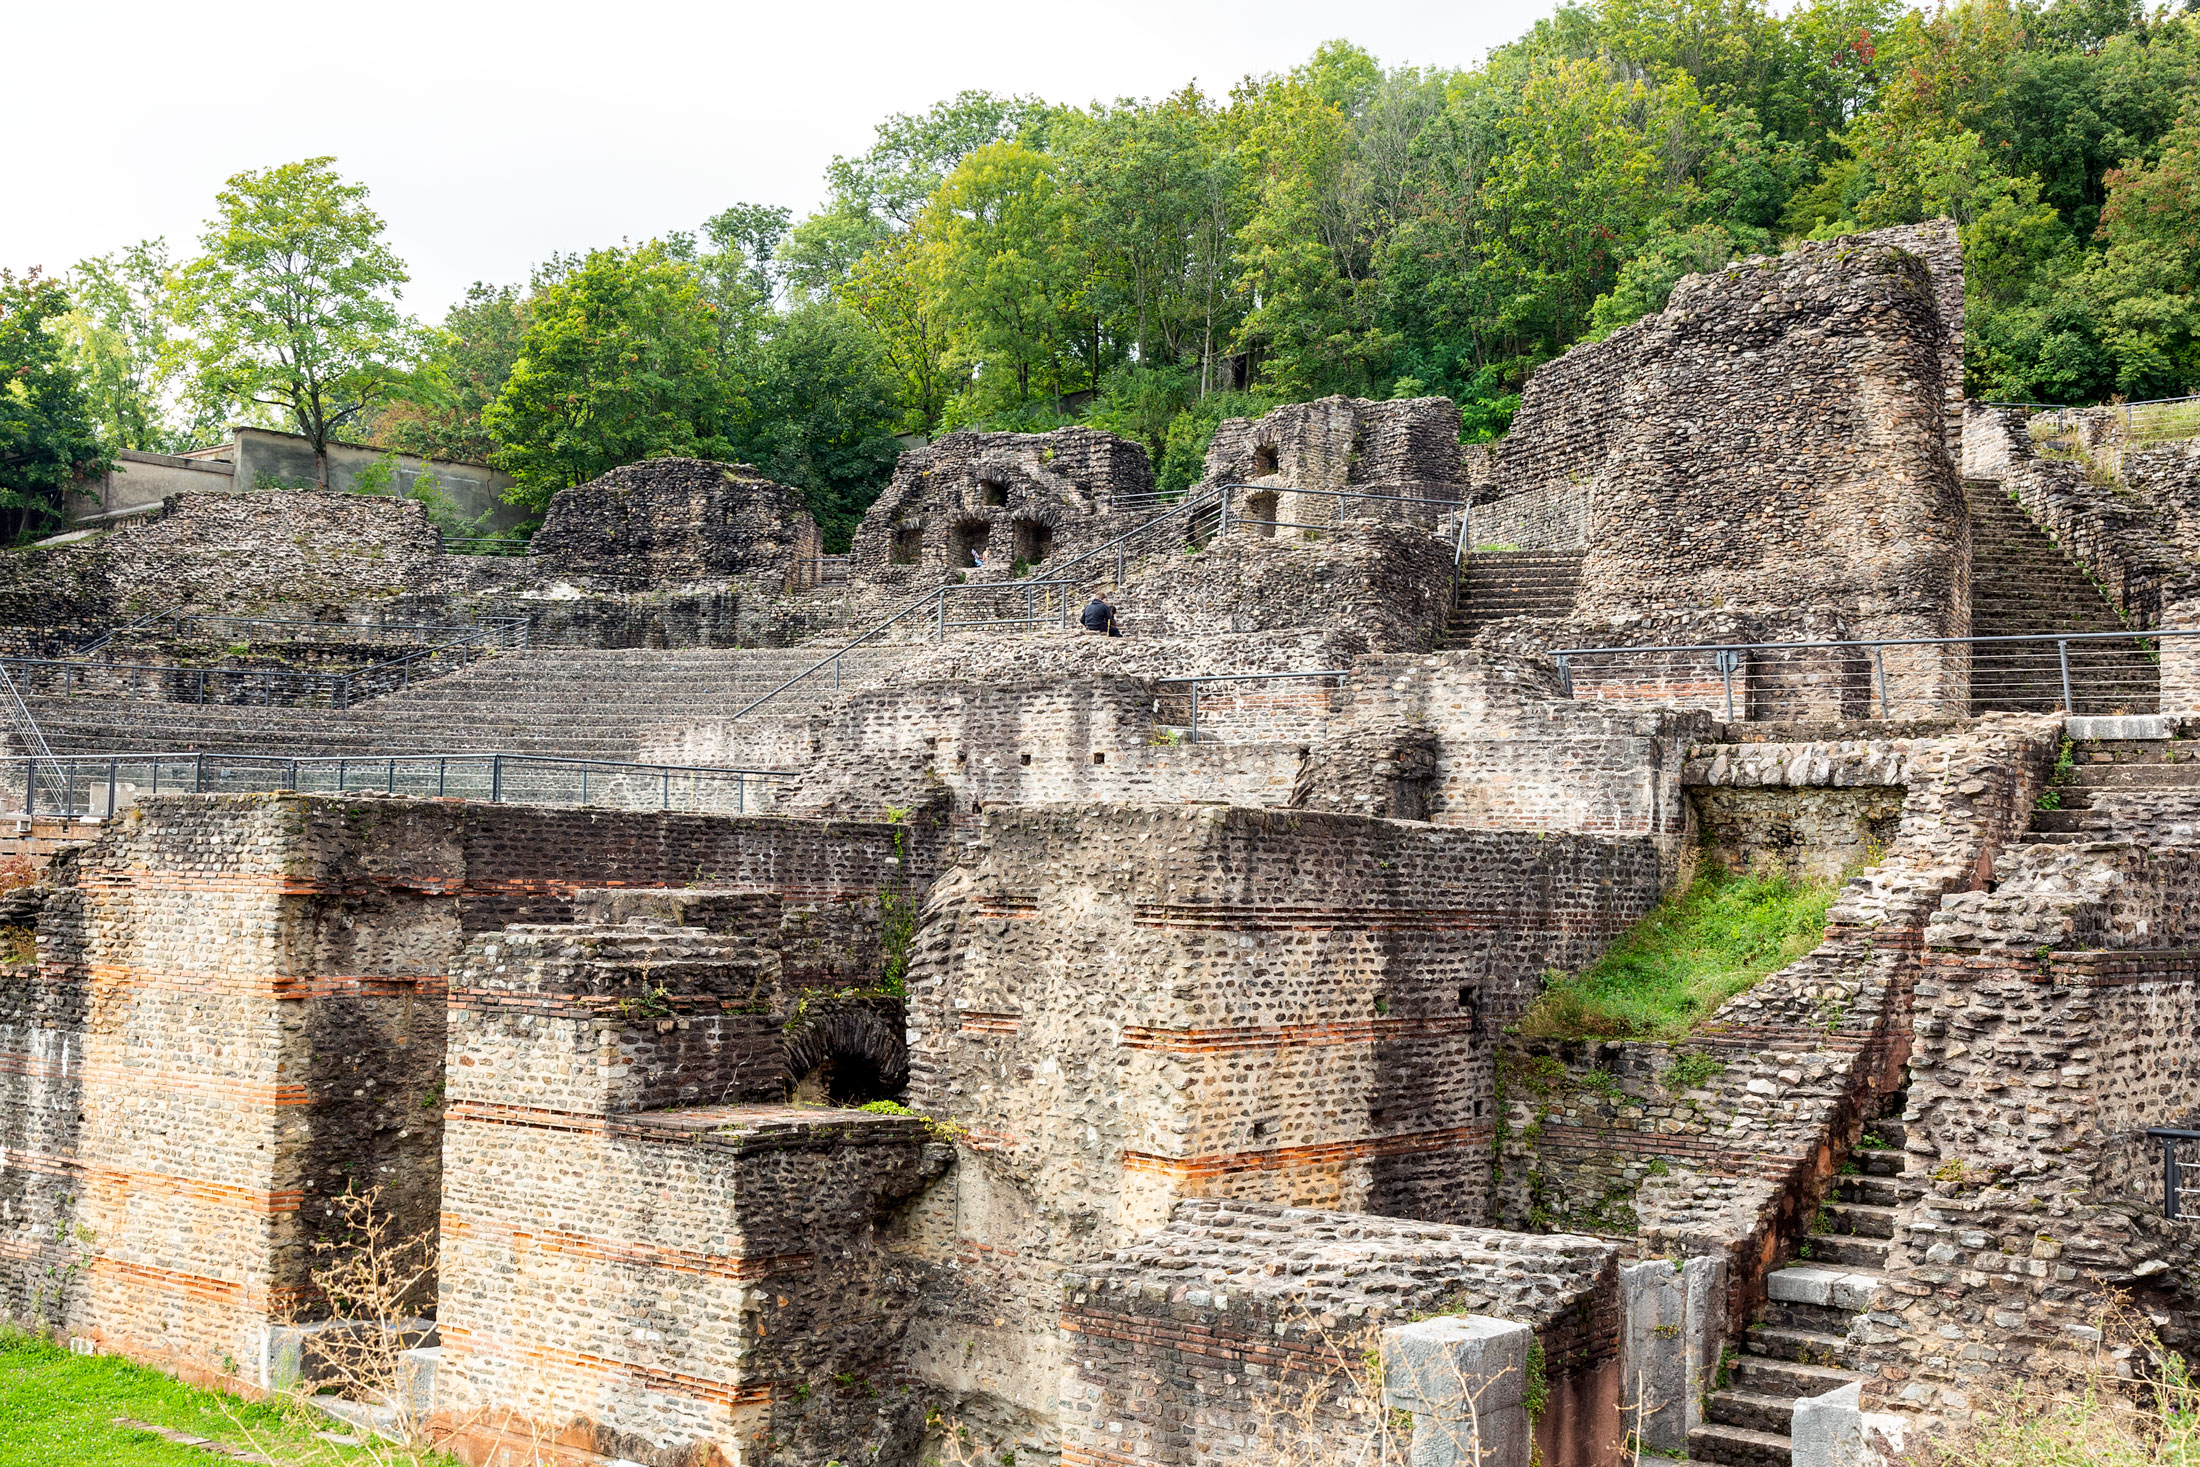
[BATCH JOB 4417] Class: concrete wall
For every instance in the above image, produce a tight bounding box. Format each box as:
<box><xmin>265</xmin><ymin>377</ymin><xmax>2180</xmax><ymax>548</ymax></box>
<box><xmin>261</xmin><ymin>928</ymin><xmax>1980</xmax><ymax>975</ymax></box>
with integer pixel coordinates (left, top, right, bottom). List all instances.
<box><xmin>64</xmin><ymin>427</ymin><xmax>523</xmax><ymax>535</ymax></box>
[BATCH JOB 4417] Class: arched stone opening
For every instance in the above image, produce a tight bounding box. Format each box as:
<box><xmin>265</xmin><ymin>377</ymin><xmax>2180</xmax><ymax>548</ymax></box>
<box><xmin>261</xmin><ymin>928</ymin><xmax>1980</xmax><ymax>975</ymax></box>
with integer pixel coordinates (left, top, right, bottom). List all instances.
<box><xmin>1245</xmin><ymin>491</ymin><xmax>1278</xmax><ymax>538</ymax></box>
<box><xmin>950</xmin><ymin>519</ymin><xmax>993</xmax><ymax>568</ymax></box>
<box><xmin>1252</xmin><ymin>444</ymin><xmax>1280</xmax><ymax>477</ymax></box>
<box><xmin>1012</xmin><ymin>519</ymin><xmax>1053</xmax><ymax>565</ymax></box>
<box><xmin>979</xmin><ymin>477</ymin><xmax>1010</xmax><ymax>508</ymax></box>
<box><xmin>784</xmin><ymin>1006</ymin><xmax>909</xmax><ymax>1106</ymax></box>
<box><xmin>891</xmin><ymin>524</ymin><xmax>923</xmax><ymax>565</ymax></box>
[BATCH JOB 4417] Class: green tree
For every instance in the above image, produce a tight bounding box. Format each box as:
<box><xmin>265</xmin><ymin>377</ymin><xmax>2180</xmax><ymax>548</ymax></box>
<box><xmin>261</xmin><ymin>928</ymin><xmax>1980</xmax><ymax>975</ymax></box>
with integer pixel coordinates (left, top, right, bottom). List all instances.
<box><xmin>0</xmin><ymin>269</ymin><xmax>109</xmax><ymax>543</ymax></box>
<box><xmin>172</xmin><ymin>158</ymin><xmax>421</xmax><ymax>487</ymax></box>
<box><xmin>484</xmin><ymin>242</ymin><xmax>730</xmax><ymax>508</ymax></box>
<box><xmin>60</xmin><ymin>239</ymin><xmax>195</xmax><ymax>452</ymax></box>
<box><xmin>922</xmin><ymin>140</ymin><xmax>1093</xmax><ymax>413</ymax></box>
<box><xmin>370</xmin><ymin>282</ymin><xmax>528</xmax><ymax>465</ymax></box>
<box><xmin>728</xmin><ymin>301</ymin><xmax>902</xmax><ymax>549</ymax></box>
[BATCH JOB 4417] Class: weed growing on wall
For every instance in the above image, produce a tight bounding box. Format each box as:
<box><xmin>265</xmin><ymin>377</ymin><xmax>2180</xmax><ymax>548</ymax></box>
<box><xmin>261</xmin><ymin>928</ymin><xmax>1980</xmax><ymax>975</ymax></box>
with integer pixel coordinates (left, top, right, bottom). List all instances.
<box><xmin>1514</xmin><ymin>868</ymin><xmax>1837</xmax><ymax>1039</ymax></box>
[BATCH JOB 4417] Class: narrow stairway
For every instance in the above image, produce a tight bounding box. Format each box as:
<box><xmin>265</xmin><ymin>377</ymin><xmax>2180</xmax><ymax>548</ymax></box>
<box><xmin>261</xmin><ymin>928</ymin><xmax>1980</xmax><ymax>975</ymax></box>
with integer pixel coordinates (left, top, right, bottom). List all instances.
<box><xmin>1965</xmin><ymin>481</ymin><xmax>2157</xmax><ymax>715</ymax></box>
<box><xmin>2024</xmin><ymin>731</ymin><xmax>2200</xmax><ymax>844</ymax></box>
<box><xmin>1690</xmin><ymin>1101</ymin><xmax>1921</xmax><ymax>1467</ymax></box>
<box><xmin>1447</xmin><ymin>550</ymin><xmax>1583</xmax><ymax>644</ymax></box>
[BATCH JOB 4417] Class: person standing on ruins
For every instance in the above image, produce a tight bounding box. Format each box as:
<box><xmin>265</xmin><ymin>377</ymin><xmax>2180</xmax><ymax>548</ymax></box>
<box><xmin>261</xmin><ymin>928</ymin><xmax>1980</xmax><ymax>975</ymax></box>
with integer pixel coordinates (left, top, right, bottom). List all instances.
<box><xmin>1080</xmin><ymin>593</ymin><xmax>1121</xmax><ymax>637</ymax></box>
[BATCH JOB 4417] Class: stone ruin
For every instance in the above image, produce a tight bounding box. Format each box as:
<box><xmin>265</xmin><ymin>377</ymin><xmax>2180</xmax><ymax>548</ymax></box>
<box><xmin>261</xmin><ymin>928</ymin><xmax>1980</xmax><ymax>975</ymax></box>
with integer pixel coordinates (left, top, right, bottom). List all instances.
<box><xmin>2</xmin><ymin>219</ymin><xmax>2197</xmax><ymax>1467</ymax></box>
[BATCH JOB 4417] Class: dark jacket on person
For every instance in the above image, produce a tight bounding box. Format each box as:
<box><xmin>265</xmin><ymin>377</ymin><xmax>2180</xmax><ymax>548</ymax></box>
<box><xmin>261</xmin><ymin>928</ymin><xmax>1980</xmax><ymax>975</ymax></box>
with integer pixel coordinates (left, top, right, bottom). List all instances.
<box><xmin>1080</xmin><ymin>599</ymin><xmax>1120</xmax><ymax>635</ymax></box>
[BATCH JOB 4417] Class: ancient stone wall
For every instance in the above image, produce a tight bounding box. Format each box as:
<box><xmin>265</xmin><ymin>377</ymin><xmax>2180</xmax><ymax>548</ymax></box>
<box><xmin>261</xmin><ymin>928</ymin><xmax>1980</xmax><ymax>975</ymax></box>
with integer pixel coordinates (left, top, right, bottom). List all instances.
<box><xmin>897</xmin><ymin>803</ymin><xmax>1663</xmax><ymax>1454</ymax></box>
<box><xmin>1202</xmin><ymin>395</ymin><xmax>1468</xmax><ymax>509</ymax></box>
<box><xmin>105</xmin><ymin>492</ymin><xmax>446</xmax><ymax>609</ymax></box>
<box><xmin>432</xmin><ymin>919</ymin><xmax>944</xmax><ymax>1466</ymax></box>
<box><xmin>527</xmin><ymin>458</ymin><xmax>825</xmax><ymax>592</ymax></box>
<box><xmin>1488</xmin><ymin>716</ymin><xmax>2061</xmax><ymax>1339</ymax></box>
<box><xmin>1856</xmin><ymin>840</ymin><xmax>2200</xmax><ymax>1420</ymax></box>
<box><xmin>1113</xmin><ymin>523</ymin><xmax>1454</xmax><ymax>651</ymax></box>
<box><xmin>0</xmin><ymin>793</ymin><xmax>939</xmax><ymax>1382</ymax></box>
<box><xmin>1058</xmin><ymin>1201</ymin><xmax>1622</xmax><ymax>1467</ymax></box>
<box><xmin>846</xmin><ymin>428</ymin><xmax>1152</xmax><ymax>589</ymax></box>
<box><xmin>1692</xmin><ymin>784</ymin><xmax>1907</xmax><ymax>880</ymax></box>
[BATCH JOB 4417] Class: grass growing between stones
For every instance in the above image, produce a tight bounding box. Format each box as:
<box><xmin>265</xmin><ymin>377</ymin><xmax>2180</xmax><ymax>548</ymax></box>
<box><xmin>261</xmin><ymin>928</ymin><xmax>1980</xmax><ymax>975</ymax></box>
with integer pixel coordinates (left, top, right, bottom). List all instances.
<box><xmin>0</xmin><ymin>1327</ymin><xmax>453</xmax><ymax>1467</ymax></box>
<box><xmin>1515</xmin><ymin>866</ymin><xmax>1837</xmax><ymax>1040</ymax></box>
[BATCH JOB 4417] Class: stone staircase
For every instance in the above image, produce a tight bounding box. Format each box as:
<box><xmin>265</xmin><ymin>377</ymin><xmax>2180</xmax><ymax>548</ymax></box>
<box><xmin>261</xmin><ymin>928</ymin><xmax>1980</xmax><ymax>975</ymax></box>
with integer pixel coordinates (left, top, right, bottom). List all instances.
<box><xmin>1965</xmin><ymin>482</ymin><xmax>2157</xmax><ymax>715</ymax></box>
<box><xmin>1690</xmin><ymin>1105</ymin><xmax>1922</xmax><ymax>1467</ymax></box>
<box><xmin>2025</xmin><ymin>731</ymin><xmax>2200</xmax><ymax>844</ymax></box>
<box><xmin>21</xmin><ymin>646</ymin><xmax>917</xmax><ymax>763</ymax></box>
<box><xmin>1447</xmin><ymin>550</ymin><xmax>1583</xmax><ymax>643</ymax></box>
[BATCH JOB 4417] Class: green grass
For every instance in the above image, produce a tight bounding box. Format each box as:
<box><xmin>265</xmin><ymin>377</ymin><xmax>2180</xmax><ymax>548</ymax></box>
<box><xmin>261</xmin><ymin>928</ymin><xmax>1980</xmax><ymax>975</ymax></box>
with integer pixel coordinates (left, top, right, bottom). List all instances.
<box><xmin>1515</xmin><ymin>867</ymin><xmax>1838</xmax><ymax>1040</ymax></box>
<box><xmin>0</xmin><ymin>1328</ymin><xmax>415</xmax><ymax>1466</ymax></box>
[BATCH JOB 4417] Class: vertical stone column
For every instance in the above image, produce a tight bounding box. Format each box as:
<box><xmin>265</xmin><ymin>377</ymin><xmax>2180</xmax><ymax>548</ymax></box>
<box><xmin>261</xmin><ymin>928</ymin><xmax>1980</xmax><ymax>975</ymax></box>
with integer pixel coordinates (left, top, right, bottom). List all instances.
<box><xmin>1381</xmin><ymin>1315</ymin><xmax>1535</xmax><ymax>1467</ymax></box>
<box><xmin>2159</xmin><ymin>595</ymin><xmax>2200</xmax><ymax>716</ymax></box>
<box><xmin>1618</xmin><ymin>1255</ymin><xmax>1726</xmax><ymax>1452</ymax></box>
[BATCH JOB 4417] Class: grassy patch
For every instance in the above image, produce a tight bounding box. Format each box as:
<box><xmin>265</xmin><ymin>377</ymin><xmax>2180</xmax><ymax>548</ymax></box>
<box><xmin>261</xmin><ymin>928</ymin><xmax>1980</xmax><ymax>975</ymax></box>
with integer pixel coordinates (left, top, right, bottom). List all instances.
<box><xmin>1515</xmin><ymin>867</ymin><xmax>1837</xmax><ymax>1040</ymax></box>
<box><xmin>0</xmin><ymin>1328</ymin><xmax>430</xmax><ymax>1466</ymax></box>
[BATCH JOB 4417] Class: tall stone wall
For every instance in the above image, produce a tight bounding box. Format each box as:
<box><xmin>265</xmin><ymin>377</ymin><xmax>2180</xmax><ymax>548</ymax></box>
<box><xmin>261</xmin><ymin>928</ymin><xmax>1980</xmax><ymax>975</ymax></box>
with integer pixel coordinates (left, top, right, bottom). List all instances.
<box><xmin>528</xmin><ymin>458</ymin><xmax>825</xmax><ymax>592</ymax></box>
<box><xmin>1475</xmin><ymin>224</ymin><xmax>1970</xmax><ymax>689</ymax></box>
<box><xmin>0</xmin><ymin>793</ymin><xmax>938</xmax><ymax>1385</ymax></box>
<box><xmin>898</xmin><ymin>803</ymin><xmax>1664</xmax><ymax>1456</ymax></box>
<box><xmin>1200</xmin><ymin>395</ymin><xmax>1469</xmax><ymax>535</ymax></box>
<box><xmin>432</xmin><ymin>920</ymin><xmax>944</xmax><ymax>1466</ymax></box>
<box><xmin>1858</xmin><ymin>839</ymin><xmax>2200</xmax><ymax>1422</ymax></box>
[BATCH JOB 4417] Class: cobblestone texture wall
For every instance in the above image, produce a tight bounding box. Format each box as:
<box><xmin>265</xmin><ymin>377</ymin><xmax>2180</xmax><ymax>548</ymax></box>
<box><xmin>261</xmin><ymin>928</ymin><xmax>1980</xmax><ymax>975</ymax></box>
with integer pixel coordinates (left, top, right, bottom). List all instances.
<box><xmin>1692</xmin><ymin>784</ymin><xmax>1907</xmax><ymax>880</ymax></box>
<box><xmin>1488</xmin><ymin>716</ymin><xmax>2060</xmax><ymax>1340</ymax></box>
<box><xmin>1201</xmin><ymin>396</ymin><xmax>1469</xmax><ymax>520</ymax></box>
<box><xmin>432</xmin><ymin>918</ymin><xmax>946</xmax><ymax>1467</ymax></box>
<box><xmin>847</xmin><ymin>429</ymin><xmax>1153</xmax><ymax>591</ymax></box>
<box><xmin>1058</xmin><ymin>1201</ymin><xmax>1621</xmax><ymax>1467</ymax></box>
<box><xmin>105</xmin><ymin>492</ymin><xmax>446</xmax><ymax>609</ymax></box>
<box><xmin>1856</xmin><ymin>840</ymin><xmax>2200</xmax><ymax>1425</ymax></box>
<box><xmin>896</xmin><ymin>803</ymin><xmax>1663</xmax><ymax>1458</ymax></box>
<box><xmin>527</xmin><ymin>458</ymin><xmax>825</xmax><ymax>593</ymax></box>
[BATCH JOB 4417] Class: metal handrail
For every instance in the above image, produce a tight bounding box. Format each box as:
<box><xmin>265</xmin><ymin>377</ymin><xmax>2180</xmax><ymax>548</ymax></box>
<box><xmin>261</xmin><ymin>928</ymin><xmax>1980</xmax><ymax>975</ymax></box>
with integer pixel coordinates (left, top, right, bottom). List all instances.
<box><xmin>1549</xmin><ymin>626</ymin><xmax>2183</xmax><ymax>721</ymax></box>
<box><xmin>76</xmin><ymin>605</ymin><xmax>182</xmax><ymax>656</ymax></box>
<box><xmin>2145</xmin><ymin>1127</ymin><xmax>2200</xmax><ymax>1220</ymax></box>
<box><xmin>726</xmin><ymin>486</ymin><xmax>1232</xmax><ymax>722</ymax></box>
<box><xmin>6</xmin><ymin>749</ymin><xmax>800</xmax><ymax>821</ymax></box>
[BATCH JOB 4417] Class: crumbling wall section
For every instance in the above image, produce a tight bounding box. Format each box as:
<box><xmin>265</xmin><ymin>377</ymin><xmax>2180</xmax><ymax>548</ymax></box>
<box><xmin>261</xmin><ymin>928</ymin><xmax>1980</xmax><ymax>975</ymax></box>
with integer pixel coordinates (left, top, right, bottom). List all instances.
<box><xmin>528</xmin><ymin>458</ymin><xmax>825</xmax><ymax>592</ymax></box>
<box><xmin>1059</xmin><ymin>1201</ymin><xmax>1622</xmax><ymax>1467</ymax></box>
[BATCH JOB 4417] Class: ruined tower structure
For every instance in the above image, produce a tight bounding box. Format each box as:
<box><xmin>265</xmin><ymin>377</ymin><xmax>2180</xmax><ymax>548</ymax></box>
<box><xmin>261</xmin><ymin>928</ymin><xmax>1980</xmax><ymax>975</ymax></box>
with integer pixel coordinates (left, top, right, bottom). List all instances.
<box><xmin>3</xmin><ymin>220</ymin><xmax>2195</xmax><ymax>1467</ymax></box>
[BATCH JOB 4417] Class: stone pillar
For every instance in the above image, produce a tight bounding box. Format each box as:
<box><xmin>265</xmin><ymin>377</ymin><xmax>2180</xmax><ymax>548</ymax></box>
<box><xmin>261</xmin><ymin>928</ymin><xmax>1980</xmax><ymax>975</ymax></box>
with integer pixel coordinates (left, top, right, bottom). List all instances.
<box><xmin>1791</xmin><ymin>1381</ymin><xmax>1866</xmax><ymax>1467</ymax></box>
<box><xmin>1619</xmin><ymin>1255</ymin><xmax>1727</xmax><ymax>1452</ymax></box>
<box><xmin>2159</xmin><ymin>594</ymin><xmax>2200</xmax><ymax>716</ymax></box>
<box><xmin>1381</xmin><ymin>1314</ymin><xmax>1534</xmax><ymax>1467</ymax></box>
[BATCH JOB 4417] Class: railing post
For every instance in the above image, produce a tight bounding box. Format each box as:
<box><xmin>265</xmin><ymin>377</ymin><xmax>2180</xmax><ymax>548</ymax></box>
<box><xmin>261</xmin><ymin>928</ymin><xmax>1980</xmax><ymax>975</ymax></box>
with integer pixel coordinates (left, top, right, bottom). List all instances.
<box><xmin>1117</xmin><ymin>544</ymin><xmax>1125</xmax><ymax>586</ymax></box>
<box><xmin>1715</xmin><ymin>649</ymin><xmax>1738</xmax><ymax>723</ymax></box>
<box><xmin>1554</xmin><ymin>654</ymin><xmax>1574</xmax><ymax>699</ymax></box>
<box><xmin>491</xmin><ymin>754</ymin><xmax>503</xmax><ymax>804</ymax></box>
<box><xmin>1453</xmin><ymin>503</ymin><xmax>1471</xmax><ymax>568</ymax></box>
<box><xmin>1190</xmin><ymin>682</ymin><xmax>1201</xmax><ymax>744</ymax></box>
<box><xmin>2169</xmin><ymin>1136</ymin><xmax>2180</xmax><ymax>1221</ymax></box>
<box><xmin>2058</xmin><ymin>639</ymin><xmax>2073</xmax><ymax>712</ymax></box>
<box><xmin>108</xmin><ymin>759</ymin><xmax>117</xmax><ymax>818</ymax></box>
<box><xmin>662</xmin><ymin>769</ymin><xmax>670</xmax><ymax>810</ymax></box>
<box><xmin>338</xmin><ymin>758</ymin><xmax>347</xmax><ymax>793</ymax></box>
<box><xmin>736</xmin><ymin>773</ymin><xmax>745</xmax><ymax>815</ymax></box>
<box><xmin>387</xmin><ymin>758</ymin><xmax>396</xmax><ymax>794</ymax></box>
<box><xmin>1875</xmin><ymin>645</ymin><xmax>1890</xmax><ymax>720</ymax></box>
<box><xmin>24</xmin><ymin>758</ymin><xmax>33</xmax><ymax>820</ymax></box>
<box><xmin>196</xmin><ymin>752</ymin><xmax>207</xmax><ymax>794</ymax></box>
<box><xmin>438</xmin><ymin>758</ymin><xmax>447</xmax><ymax>798</ymax></box>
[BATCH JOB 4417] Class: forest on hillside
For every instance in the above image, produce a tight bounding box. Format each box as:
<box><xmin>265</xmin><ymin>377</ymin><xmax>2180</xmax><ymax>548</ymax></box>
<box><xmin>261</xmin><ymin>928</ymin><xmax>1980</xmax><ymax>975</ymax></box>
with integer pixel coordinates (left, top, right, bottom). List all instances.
<box><xmin>6</xmin><ymin>0</ymin><xmax>2199</xmax><ymax>548</ymax></box>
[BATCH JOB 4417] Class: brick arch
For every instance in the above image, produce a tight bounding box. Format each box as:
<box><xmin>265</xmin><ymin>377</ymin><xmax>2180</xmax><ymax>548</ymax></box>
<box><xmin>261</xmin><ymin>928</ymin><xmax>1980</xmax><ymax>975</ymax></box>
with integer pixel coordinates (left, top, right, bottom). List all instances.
<box><xmin>783</xmin><ymin>1005</ymin><xmax>909</xmax><ymax>1104</ymax></box>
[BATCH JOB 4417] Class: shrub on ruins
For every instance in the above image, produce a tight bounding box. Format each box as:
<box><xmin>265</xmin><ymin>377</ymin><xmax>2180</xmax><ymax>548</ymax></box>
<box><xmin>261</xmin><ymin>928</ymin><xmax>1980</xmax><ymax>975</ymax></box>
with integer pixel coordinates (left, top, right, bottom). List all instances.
<box><xmin>1516</xmin><ymin>866</ymin><xmax>1837</xmax><ymax>1039</ymax></box>
<box><xmin>171</xmin><ymin>158</ymin><xmax>423</xmax><ymax>492</ymax></box>
<box><xmin>0</xmin><ymin>268</ymin><xmax>109</xmax><ymax>544</ymax></box>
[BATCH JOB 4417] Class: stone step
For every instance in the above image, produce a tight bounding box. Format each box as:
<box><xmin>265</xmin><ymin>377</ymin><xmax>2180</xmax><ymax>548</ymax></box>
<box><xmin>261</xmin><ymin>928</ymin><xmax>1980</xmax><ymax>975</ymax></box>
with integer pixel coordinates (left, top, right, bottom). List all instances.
<box><xmin>1835</xmin><ymin>1173</ymin><xmax>1922</xmax><ymax>1207</ymax></box>
<box><xmin>1706</xmin><ymin>1389</ymin><xmax>1801</xmax><ymax>1435</ymax></box>
<box><xmin>1687</xmin><ymin>1420</ymin><xmax>1793</xmax><ymax>1467</ymax></box>
<box><xmin>1819</xmin><ymin>1202</ymin><xmax>1898</xmax><ymax>1239</ymax></box>
<box><xmin>1733</xmin><ymin>1356</ymin><xmax>1866</xmax><ymax>1401</ymax></box>
<box><xmin>1856</xmin><ymin>1147</ymin><xmax>1906</xmax><ymax>1177</ymax></box>
<box><xmin>1866</xmin><ymin>1118</ymin><xmax>1906</xmax><ymax>1148</ymax></box>
<box><xmin>1745</xmin><ymin>1326</ymin><xmax>1855</xmax><ymax>1369</ymax></box>
<box><xmin>1763</xmin><ymin>1266</ymin><xmax>1882</xmax><ymax>1335</ymax></box>
<box><xmin>1798</xmin><ymin>1233</ymin><xmax>1890</xmax><ymax>1271</ymax></box>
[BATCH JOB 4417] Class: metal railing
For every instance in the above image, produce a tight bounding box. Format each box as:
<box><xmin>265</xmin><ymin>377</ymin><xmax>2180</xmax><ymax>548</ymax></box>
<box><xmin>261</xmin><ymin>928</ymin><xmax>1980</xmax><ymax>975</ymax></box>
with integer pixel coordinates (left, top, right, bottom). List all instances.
<box><xmin>1151</xmin><ymin>670</ymin><xmax>1349</xmax><ymax>744</ymax></box>
<box><xmin>1994</xmin><ymin>394</ymin><xmax>2200</xmax><ymax>452</ymax></box>
<box><xmin>438</xmin><ymin>534</ymin><xmax>532</xmax><ymax>556</ymax></box>
<box><xmin>76</xmin><ymin>605</ymin><xmax>179</xmax><ymax>656</ymax></box>
<box><xmin>1550</xmin><ymin>627</ymin><xmax>2183</xmax><ymax>723</ymax></box>
<box><xmin>5</xmin><ymin>618</ymin><xmax>531</xmax><ymax>711</ymax></box>
<box><xmin>81</xmin><ymin>610</ymin><xmax>529</xmax><ymax>650</ymax></box>
<box><xmin>1</xmin><ymin>665</ymin><xmax>68</xmax><ymax>812</ymax></box>
<box><xmin>727</xmin><ymin>485</ymin><xmax>1233</xmax><ymax>721</ymax></box>
<box><xmin>2145</xmin><ymin>1128</ymin><xmax>2200</xmax><ymax>1220</ymax></box>
<box><xmin>5</xmin><ymin>751</ymin><xmax>798</xmax><ymax>821</ymax></box>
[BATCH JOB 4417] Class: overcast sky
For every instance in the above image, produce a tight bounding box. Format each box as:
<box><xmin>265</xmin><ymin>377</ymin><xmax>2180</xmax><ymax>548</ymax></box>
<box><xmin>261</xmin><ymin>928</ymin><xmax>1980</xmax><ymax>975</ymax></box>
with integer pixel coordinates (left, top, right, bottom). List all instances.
<box><xmin>7</xmin><ymin>0</ymin><xmax>1562</xmax><ymax>321</ymax></box>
